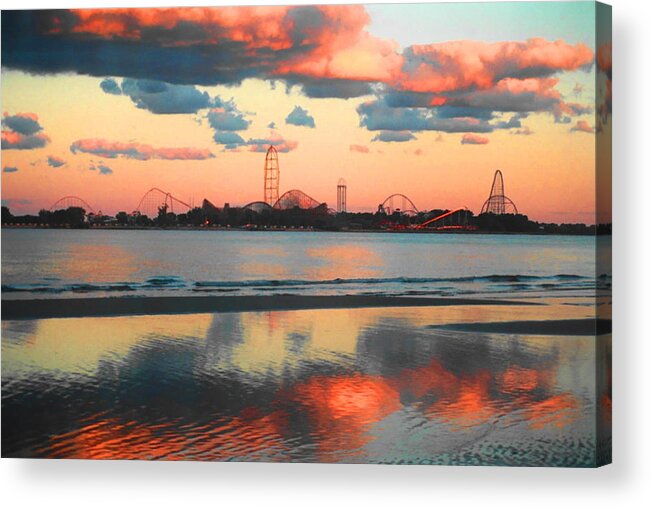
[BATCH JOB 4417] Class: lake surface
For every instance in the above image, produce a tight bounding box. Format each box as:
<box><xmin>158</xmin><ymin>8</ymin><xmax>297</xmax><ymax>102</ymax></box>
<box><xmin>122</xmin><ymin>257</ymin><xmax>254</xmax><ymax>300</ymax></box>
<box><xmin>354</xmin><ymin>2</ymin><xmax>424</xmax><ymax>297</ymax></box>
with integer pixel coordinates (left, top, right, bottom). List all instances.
<box><xmin>1</xmin><ymin>304</ymin><xmax>610</xmax><ymax>465</ymax></box>
<box><xmin>1</xmin><ymin>229</ymin><xmax>611</xmax><ymax>300</ymax></box>
<box><xmin>1</xmin><ymin>229</ymin><xmax>611</xmax><ymax>465</ymax></box>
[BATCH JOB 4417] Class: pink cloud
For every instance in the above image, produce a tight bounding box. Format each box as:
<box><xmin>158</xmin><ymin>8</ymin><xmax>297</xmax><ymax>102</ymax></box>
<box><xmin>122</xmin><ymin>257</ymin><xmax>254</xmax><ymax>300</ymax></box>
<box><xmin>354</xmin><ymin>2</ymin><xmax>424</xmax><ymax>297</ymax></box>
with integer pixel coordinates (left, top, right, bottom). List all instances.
<box><xmin>66</xmin><ymin>6</ymin><xmax>377</xmax><ymax>64</ymax></box>
<box><xmin>244</xmin><ymin>132</ymin><xmax>298</xmax><ymax>153</ymax></box>
<box><xmin>46</xmin><ymin>9</ymin><xmax>593</xmax><ymax>100</ymax></box>
<box><xmin>65</xmin><ymin>6</ymin><xmax>399</xmax><ymax>89</ymax></box>
<box><xmin>1</xmin><ymin>130</ymin><xmax>50</xmax><ymax>150</ymax></box>
<box><xmin>570</xmin><ymin>120</ymin><xmax>594</xmax><ymax>134</ymax></box>
<box><xmin>349</xmin><ymin>144</ymin><xmax>370</xmax><ymax>153</ymax></box>
<box><xmin>67</xmin><ymin>7</ymin><xmax>297</xmax><ymax>48</ymax></box>
<box><xmin>396</xmin><ymin>38</ymin><xmax>593</xmax><ymax>94</ymax></box>
<box><xmin>11</xmin><ymin>8</ymin><xmax>597</xmax><ymax>135</ymax></box>
<box><xmin>69</xmin><ymin>139</ymin><xmax>214</xmax><ymax>160</ymax></box>
<box><xmin>2</xmin><ymin>130</ymin><xmax>23</xmax><ymax>145</ymax></box>
<box><xmin>461</xmin><ymin>134</ymin><xmax>489</xmax><ymax>145</ymax></box>
<box><xmin>395</xmin><ymin>76</ymin><xmax>591</xmax><ymax>126</ymax></box>
<box><xmin>2</xmin><ymin>112</ymin><xmax>50</xmax><ymax>150</ymax></box>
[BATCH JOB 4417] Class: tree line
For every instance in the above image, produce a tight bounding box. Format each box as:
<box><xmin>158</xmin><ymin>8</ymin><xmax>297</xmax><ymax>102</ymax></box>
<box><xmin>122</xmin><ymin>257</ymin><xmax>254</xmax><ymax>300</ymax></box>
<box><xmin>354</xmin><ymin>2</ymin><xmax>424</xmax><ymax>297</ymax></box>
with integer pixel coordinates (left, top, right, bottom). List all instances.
<box><xmin>2</xmin><ymin>204</ymin><xmax>608</xmax><ymax>235</ymax></box>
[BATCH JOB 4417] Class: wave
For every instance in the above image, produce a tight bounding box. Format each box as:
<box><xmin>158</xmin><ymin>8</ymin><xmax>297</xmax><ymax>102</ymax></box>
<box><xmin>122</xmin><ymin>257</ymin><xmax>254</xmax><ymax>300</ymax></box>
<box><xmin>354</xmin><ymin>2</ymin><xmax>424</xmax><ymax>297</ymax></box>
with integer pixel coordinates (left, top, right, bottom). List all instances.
<box><xmin>192</xmin><ymin>274</ymin><xmax>592</xmax><ymax>289</ymax></box>
<box><xmin>2</xmin><ymin>276</ymin><xmax>184</xmax><ymax>294</ymax></box>
<box><xmin>1</xmin><ymin>273</ymin><xmax>606</xmax><ymax>297</ymax></box>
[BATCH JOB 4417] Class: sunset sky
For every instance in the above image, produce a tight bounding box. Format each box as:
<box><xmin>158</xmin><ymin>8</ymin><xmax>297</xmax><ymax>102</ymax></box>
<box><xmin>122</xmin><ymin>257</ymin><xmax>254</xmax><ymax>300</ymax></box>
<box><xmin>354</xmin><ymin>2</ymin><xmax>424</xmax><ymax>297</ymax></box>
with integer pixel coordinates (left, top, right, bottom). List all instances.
<box><xmin>1</xmin><ymin>2</ymin><xmax>611</xmax><ymax>223</ymax></box>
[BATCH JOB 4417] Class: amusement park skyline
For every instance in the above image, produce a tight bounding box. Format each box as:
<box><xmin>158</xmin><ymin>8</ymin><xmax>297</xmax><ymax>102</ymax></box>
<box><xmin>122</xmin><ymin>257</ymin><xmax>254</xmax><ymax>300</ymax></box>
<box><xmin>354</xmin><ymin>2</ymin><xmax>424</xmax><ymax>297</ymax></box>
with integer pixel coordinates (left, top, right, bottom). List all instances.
<box><xmin>1</xmin><ymin>2</ymin><xmax>611</xmax><ymax>224</ymax></box>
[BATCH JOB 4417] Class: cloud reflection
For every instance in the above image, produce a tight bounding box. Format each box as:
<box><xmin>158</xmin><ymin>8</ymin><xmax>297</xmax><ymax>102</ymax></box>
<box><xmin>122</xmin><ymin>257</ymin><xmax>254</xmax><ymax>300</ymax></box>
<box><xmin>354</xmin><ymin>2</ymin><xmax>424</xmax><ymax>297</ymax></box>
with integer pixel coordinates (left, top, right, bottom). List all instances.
<box><xmin>2</xmin><ymin>305</ymin><xmax>602</xmax><ymax>464</ymax></box>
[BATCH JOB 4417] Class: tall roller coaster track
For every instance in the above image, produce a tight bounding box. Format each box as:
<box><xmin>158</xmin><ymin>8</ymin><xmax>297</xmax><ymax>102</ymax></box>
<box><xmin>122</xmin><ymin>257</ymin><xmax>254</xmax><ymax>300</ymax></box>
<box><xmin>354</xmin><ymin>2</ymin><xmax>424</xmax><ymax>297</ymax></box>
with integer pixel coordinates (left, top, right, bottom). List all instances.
<box><xmin>273</xmin><ymin>189</ymin><xmax>324</xmax><ymax>210</ymax></box>
<box><xmin>378</xmin><ymin>194</ymin><xmax>419</xmax><ymax>216</ymax></box>
<box><xmin>50</xmin><ymin>196</ymin><xmax>96</xmax><ymax>214</ymax></box>
<box><xmin>136</xmin><ymin>187</ymin><xmax>191</xmax><ymax>217</ymax></box>
<box><xmin>480</xmin><ymin>170</ymin><xmax>518</xmax><ymax>215</ymax></box>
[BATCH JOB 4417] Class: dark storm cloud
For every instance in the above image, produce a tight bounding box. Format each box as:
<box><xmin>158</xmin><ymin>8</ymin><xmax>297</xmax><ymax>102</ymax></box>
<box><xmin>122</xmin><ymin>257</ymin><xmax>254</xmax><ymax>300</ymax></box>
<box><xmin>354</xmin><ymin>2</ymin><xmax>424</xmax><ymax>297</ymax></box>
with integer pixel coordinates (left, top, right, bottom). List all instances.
<box><xmin>285</xmin><ymin>106</ymin><xmax>316</xmax><ymax>128</ymax></box>
<box><xmin>113</xmin><ymin>79</ymin><xmax>213</xmax><ymax>114</ymax></box>
<box><xmin>376</xmin><ymin>78</ymin><xmax>591</xmax><ymax>136</ymax></box>
<box><xmin>206</xmin><ymin>98</ymin><xmax>253</xmax><ymax>148</ymax></box>
<box><xmin>207</xmin><ymin>107</ymin><xmax>251</xmax><ymax>132</ymax></box>
<box><xmin>119</xmin><ymin>79</ymin><xmax>212</xmax><ymax>114</ymax></box>
<box><xmin>382</xmin><ymin>91</ymin><xmax>433</xmax><ymax>108</ymax></box>
<box><xmin>1</xmin><ymin>8</ymin><xmax>596</xmax><ymax>143</ymax></box>
<box><xmin>100</xmin><ymin>78</ymin><xmax>122</xmax><ymax>95</ymax></box>
<box><xmin>493</xmin><ymin>114</ymin><xmax>527</xmax><ymax>129</ymax></box>
<box><xmin>47</xmin><ymin>155</ymin><xmax>65</xmax><ymax>167</ymax></box>
<box><xmin>1</xmin><ymin>112</ymin><xmax>50</xmax><ymax>150</ymax></box>
<box><xmin>435</xmin><ymin>106</ymin><xmax>496</xmax><ymax>121</ymax></box>
<box><xmin>214</xmin><ymin>133</ymin><xmax>298</xmax><ymax>153</ymax></box>
<box><xmin>1</xmin><ymin>132</ymin><xmax>49</xmax><ymax>150</ymax></box>
<box><xmin>213</xmin><ymin>131</ymin><xmax>246</xmax><ymax>146</ymax></box>
<box><xmin>282</xmin><ymin>76</ymin><xmax>374</xmax><ymax>99</ymax></box>
<box><xmin>371</xmin><ymin>131</ymin><xmax>416</xmax><ymax>143</ymax></box>
<box><xmin>2</xmin><ymin>112</ymin><xmax>42</xmax><ymax>135</ymax></box>
<box><xmin>0</xmin><ymin>7</ymin><xmax>373</xmax><ymax>91</ymax></box>
<box><xmin>446</xmin><ymin>88</ymin><xmax>557</xmax><ymax>114</ymax></box>
<box><xmin>89</xmin><ymin>163</ymin><xmax>113</xmax><ymax>175</ymax></box>
<box><xmin>0</xmin><ymin>11</ymin><xmax>261</xmax><ymax>87</ymax></box>
<box><xmin>358</xmin><ymin>99</ymin><xmax>495</xmax><ymax>134</ymax></box>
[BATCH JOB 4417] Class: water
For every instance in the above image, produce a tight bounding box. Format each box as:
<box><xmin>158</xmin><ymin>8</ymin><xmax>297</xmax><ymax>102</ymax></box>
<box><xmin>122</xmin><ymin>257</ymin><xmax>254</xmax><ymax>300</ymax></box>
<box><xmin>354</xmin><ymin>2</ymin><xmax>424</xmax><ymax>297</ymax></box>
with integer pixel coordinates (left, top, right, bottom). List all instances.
<box><xmin>1</xmin><ymin>305</ymin><xmax>609</xmax><ymax>465</ymax></box>
<box><xmin>1</xmin><ymin>229</ymin><xmax>611</xmax><ymax>464</ymax></box>
<box><xmin>1</xmin><ymin>229</ymin><xmax>610</xmax><ymax>299</ymax></box>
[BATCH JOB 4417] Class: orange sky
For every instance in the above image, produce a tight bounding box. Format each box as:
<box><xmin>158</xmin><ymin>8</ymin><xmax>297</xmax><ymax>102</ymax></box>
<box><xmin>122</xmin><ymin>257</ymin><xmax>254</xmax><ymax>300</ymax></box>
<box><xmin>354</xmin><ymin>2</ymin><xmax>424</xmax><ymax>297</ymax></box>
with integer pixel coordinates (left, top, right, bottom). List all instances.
<box><xmin>1</xmin><ymin>3</ymin><xmax>611</xmax><ymax>223</ymax></box>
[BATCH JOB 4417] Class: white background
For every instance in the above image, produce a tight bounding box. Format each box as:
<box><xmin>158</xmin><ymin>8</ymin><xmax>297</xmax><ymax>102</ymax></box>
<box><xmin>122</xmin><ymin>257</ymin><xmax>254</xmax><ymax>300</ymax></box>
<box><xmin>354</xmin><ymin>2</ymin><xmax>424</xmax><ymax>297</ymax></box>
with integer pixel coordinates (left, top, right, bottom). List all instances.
<box><xmin>1</xmin><ymin>0</ymin><xmax>650</xmax><ymax>505</ymax></box>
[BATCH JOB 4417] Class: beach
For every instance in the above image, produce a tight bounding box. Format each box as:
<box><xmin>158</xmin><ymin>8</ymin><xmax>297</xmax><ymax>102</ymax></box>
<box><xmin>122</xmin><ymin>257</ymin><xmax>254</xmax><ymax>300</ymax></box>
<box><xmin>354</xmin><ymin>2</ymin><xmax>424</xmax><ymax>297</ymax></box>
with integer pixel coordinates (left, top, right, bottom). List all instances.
<box><xmin>1</xmin><ymin>299</ymin><xmax>611</xmax><ymax>465</ymax></box>
<box><xmin>1</xmin><ymin>294</ymin><xmax>539</xmax><ymax>320</ymax></box>
<box><xmin>1</xmin><ymin>229</ymin><xmax>611</xmax><ymax>465</ymax></box>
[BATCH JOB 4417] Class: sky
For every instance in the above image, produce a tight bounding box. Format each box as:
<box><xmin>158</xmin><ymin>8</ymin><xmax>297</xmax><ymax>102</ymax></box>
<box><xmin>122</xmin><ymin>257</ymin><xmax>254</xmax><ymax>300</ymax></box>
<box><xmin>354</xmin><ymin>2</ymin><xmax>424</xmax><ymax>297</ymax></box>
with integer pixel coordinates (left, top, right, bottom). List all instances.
<box><xmin>1</xmin><ymin>2</ymin><xmax>611</xmax><ymax>223</ymax></box>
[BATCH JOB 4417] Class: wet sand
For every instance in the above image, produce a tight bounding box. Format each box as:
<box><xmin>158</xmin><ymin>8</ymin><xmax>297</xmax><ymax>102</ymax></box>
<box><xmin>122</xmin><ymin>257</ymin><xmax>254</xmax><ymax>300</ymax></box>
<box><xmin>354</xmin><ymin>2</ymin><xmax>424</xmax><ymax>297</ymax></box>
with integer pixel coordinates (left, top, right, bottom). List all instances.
<box><xmin>432</xmin><ymin>318</ymin><xmax>611</xmax><ymax>336</ymax></box>
<box><xmin>1</xmin><ymin>305</ymin><xmax>608</xmax><ymax>464</ymax></box>
<box><xmin>0</xmin><ymin>295</ymin><xmax>609</xmax><ymax>339</ymax></box>
<box><xmin>1</xmin><ymin>294</ymin><xmax>538</xmax><ymax>320</ymax></box>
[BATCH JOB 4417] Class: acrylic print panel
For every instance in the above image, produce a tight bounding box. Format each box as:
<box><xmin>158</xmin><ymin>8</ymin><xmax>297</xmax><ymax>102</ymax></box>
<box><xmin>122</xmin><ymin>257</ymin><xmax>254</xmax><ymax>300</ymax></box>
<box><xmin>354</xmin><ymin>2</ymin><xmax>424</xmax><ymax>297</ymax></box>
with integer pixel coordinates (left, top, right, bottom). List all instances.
<box><xmin>1</xmin><ymin>1</ymin><xmax>611</xmax><ymax>466</ymax></box>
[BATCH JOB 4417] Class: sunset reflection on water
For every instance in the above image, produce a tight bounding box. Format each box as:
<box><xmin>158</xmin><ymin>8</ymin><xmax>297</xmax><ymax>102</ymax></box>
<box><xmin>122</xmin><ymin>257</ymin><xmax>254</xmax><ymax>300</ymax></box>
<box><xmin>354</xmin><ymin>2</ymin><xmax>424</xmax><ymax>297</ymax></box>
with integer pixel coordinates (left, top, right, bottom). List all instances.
<box><xmin>2</xmin><ymin>303</ymin><xmax>608</xmax><ymax>465</ymax></box>
<box><xmin>2</xmin><ymin>230</ymin><xmax>605</xmax><ymax>300</ymax></box>
<box><xmin>306</xmin><ymin>244</ymin><xmax>382</xmax><ymax>280</ymax></box>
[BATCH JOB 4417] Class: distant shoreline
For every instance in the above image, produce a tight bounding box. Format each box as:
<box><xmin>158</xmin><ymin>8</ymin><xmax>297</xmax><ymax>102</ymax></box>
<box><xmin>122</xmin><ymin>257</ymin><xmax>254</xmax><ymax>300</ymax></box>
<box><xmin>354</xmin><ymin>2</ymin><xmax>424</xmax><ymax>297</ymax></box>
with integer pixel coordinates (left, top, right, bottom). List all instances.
<box><xmin>0</xmin><ymin>294</ymin><xmax>539</xmax><ymax>320</ymax></box>
<box><xmin>1</xmin><ymin>224</ymin><xmax>607</xmax><ymax>237</ymax></box>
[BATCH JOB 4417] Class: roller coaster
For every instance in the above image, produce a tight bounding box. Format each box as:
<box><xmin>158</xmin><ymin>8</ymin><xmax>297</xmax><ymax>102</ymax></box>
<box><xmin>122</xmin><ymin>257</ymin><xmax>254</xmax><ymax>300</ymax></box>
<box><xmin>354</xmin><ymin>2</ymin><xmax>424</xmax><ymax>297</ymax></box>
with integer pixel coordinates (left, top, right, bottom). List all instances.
<box><xmin>50</xmin><ymin>196</ymin><xmax>96</xmax><ymax>215</ymax></box>
<box><xmin>273</xmin><ymin>189</ymin><xmax>325</xmax><ymax>211</ymax></box>
<box><xmin>242</xmin><ymin>201</ymin><xmax>273</xmax><ymax>213</ymax></box>
<box><xmin>480</xmin><ymin>170</ymin><xmax>518</xmax><ymax>214</ymax></box>
<box><xmin>377</xmin><ymin>193</ymin><xmax>419</xmax><ymax>216</ymax></box>
<box><xmin>417</xmin><ymin>207</ymin><xmax>473</xmax><ymax>230</ymax></box>
<box><xmin>47</xmin><ymin>145</ymin><xmax>519</xmax><ymax>226</ymax></box>
<box><xmin>136</xmin><ymin>187</ymin><xmax>192</xmax><ymax>217</ymax></box>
